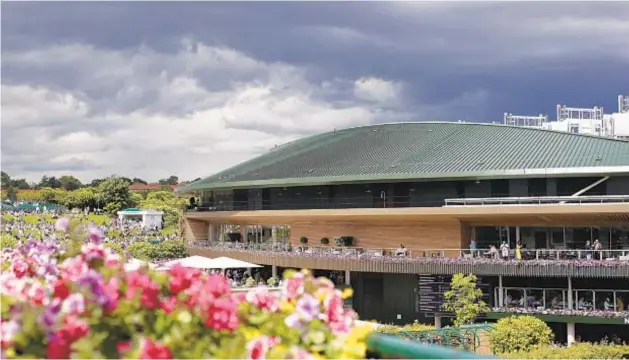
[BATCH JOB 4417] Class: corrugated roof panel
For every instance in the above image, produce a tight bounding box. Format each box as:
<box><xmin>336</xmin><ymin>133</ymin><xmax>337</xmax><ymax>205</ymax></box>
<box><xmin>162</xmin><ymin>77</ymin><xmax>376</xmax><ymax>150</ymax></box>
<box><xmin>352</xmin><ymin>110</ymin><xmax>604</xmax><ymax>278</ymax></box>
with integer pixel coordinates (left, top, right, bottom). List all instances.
<box><xmin>182</xmin><ymin>122</ymin><xmax>629</xmax><ymax>191</ymax></box>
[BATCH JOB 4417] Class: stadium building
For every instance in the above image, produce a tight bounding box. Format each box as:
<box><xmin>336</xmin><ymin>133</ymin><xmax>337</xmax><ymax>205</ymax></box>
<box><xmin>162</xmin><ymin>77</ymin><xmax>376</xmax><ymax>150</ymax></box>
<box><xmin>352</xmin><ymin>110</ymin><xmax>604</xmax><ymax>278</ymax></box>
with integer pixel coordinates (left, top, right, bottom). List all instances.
<box><xmin>178</xmin><ymin>122</ymin><xmax>629</xmax><ymax>344</ymax></box>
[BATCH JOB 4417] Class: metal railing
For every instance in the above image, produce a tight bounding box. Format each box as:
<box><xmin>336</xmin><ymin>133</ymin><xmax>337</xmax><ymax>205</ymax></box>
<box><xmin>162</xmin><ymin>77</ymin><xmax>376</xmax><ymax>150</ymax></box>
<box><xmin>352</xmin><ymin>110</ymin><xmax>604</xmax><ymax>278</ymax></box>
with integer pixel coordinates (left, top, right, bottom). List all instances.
<box><xmin>189</xmin><ymin>241</ymin><xmax>629</xmax><ymax>261</ymax></box>
<box><xmin>184</xmin><ymin>194</ymin><xmax>629</xmax><ymax>212</ymax></box>
<box><xmin>466</xmin><ymin>248</ymin><xmax>629</xmax><ymax>261</ymax></box>
<box><xmin>494</xmin><ymin>286</ymin><xmax>629</xmax><ymax>312</ymax></box>
<box><xmin>444</xmin><ymin>195</ymin><xmax>629</xmax><ymax>206</ymax></box>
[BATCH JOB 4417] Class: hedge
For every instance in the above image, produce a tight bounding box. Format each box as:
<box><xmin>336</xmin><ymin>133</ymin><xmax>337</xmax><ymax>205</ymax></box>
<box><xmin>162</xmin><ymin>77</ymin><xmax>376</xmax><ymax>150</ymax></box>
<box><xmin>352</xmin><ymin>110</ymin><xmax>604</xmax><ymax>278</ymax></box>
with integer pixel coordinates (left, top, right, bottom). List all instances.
<box><xmin>490</xmin><ymin>315</ymin><xmax>553</xmax><ymax>355</ymax></box>
<box><xmin>505</xmin><ymin>342</ymin><xmax>629</xmax><ymax>359</ymax></box>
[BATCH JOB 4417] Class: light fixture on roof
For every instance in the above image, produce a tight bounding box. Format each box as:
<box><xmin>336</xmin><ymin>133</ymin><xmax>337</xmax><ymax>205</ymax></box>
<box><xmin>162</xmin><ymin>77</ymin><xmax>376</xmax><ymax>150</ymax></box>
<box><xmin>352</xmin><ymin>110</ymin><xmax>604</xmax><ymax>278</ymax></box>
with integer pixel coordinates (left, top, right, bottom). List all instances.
<box><xmin>308</xmin><ymin>169</ymin><xmax>314</xmax><ymax>173</ymax></box>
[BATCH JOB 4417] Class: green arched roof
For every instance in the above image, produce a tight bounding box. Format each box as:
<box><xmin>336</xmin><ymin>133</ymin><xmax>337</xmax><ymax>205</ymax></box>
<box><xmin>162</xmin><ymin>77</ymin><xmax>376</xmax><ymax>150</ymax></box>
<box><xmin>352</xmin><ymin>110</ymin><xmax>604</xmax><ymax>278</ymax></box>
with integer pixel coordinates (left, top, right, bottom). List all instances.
<box><xmin>179</xmin><ymin>122</ymin><xmax>629</xmax><ymax>192</ymax></box>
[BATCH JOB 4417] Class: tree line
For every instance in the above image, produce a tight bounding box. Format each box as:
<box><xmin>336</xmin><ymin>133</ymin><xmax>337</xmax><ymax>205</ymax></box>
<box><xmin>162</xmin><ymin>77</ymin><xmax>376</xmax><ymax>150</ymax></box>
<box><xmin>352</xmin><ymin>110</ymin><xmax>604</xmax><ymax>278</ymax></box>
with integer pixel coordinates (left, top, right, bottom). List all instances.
<box><xmin>1</xmin><ymin>171</ymin><xmax>192</xmax><ymax>191</ymax></box>
<box><xmin>1</xmin><ymin>173</ymin><xmax>191</xmax><ymax>227</ymax></box>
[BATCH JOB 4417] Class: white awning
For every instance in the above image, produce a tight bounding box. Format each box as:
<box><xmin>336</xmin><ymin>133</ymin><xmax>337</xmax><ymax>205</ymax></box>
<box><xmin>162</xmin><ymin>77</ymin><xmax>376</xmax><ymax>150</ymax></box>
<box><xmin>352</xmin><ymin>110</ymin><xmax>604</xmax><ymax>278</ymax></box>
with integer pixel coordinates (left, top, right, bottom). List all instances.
<box><xmin>205</xmin><ymin>256</ymin><xmax>262</xmax><ymax>269</ymax></box>
<box><xmin>164</xmin><ymin>255</ymin><xmax>215</xmax><ymax>269</ymax></box>
<box><xmin>124</xmin><ymin>258</ymin><xmax>158</xmax><ymax>272</ymax></box>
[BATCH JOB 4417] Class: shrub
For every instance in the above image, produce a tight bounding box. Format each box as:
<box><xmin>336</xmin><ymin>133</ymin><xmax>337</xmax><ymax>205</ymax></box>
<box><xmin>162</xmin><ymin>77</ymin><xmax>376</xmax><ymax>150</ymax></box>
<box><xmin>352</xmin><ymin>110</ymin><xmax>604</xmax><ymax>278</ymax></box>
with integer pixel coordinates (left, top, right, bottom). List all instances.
<box><xmin>0</xmin><ymin>235</ymin><xmax>17</xmax><ymax>250</ymax></box>
<box><xmin>267</xmin><ymin>277</ymin><xmax>277</xmax><ymax>287</ymax></box>
<box><xmin>504</xmin><ymin>342</ymin><xmax>629</xmax><ymax>359</ymax></box>
<box><xmin>126</xmin><ymin>241</ymin><xmax>153</xmax><ymax>260</ymax></box>
<box><xmin>490</xmin><ymin>315</ymin><xmax>554</xmax><ymax>355</ymax></box>
<box><xmin>299</xmin><ymin>236</ymin><xmax>308</xmax><ymax>244</ymax></box>
<box><xmin>104</xmin><ymin>242</ymin><xmax>124</xmax><ymax>255</ymax></box>
<box><xmin>321</xmin><ymin>237</ymin><xmax>330</xmax><ymax>245</ymax></box>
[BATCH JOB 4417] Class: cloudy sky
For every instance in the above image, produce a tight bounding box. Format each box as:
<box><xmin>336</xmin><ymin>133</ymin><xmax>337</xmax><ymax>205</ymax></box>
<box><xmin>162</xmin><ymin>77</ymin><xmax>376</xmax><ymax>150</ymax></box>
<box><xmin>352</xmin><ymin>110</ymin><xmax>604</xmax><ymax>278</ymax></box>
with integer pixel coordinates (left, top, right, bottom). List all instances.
<box><xmin>2</xmin><ymin>2</ymin><xmax>629</xmax><ymax>183</ymax></box>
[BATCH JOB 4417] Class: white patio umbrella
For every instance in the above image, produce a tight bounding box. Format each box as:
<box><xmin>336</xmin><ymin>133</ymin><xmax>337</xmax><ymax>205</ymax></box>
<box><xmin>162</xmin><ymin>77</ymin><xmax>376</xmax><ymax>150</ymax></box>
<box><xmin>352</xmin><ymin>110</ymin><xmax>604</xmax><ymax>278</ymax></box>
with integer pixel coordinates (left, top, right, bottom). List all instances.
<box><xmin>205</xmin><ymin>256</ymin><xmax>262</xmax><ymax>270</ymax></box>
<box><xmin>124</xmin><ymin>258</ymin><xmax>157</xmax><ymax>272</ymax></box>
<box><xmin>163</xmin><ymin>255</ymin><xmax>215</xmax><ymax>269</ymax></box>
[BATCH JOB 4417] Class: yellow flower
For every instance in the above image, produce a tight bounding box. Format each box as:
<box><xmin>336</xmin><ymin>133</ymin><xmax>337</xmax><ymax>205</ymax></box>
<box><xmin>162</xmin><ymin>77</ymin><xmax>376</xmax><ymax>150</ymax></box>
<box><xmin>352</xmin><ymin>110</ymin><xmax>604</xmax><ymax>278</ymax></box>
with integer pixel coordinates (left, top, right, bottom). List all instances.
<box><xmin>341</xmin><ymin>287</ymin><xmax>353</xmax><ymax>300</ymax></box>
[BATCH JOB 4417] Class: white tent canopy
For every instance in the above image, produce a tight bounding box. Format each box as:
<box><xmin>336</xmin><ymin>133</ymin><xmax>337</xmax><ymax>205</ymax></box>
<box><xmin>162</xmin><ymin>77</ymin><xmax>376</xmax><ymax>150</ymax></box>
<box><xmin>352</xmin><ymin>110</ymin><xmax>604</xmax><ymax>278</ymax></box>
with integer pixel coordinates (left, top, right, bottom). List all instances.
<box><xmin>206</xmin><ymin>256</ymin><xmax>262</xmax><ymax>270</ymax></box>
<box><xmin>124</xmin><ymin>258</ymin><xmax>157</xmax><ymax>272</ymax></box>
<box><xmin>164</xmin><ymin>255</ymin><xmax>215</xmax><ymax>269</ymax></box>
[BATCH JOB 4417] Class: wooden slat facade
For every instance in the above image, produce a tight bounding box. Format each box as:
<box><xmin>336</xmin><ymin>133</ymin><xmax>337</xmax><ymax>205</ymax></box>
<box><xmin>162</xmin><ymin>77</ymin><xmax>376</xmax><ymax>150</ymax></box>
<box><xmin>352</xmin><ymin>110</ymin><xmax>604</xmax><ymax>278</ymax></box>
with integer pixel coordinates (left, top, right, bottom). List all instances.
<box><xmin>182</xmin><ymin>218</ymin><xmax>208</xmax><ymax>241</ymax></box>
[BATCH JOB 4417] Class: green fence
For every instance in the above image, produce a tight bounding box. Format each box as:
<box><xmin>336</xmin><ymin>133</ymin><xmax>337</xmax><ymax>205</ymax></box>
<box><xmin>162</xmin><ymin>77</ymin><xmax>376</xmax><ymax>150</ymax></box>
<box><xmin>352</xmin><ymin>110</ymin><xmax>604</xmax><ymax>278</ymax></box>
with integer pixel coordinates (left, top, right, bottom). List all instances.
<box><xmin>366</xmin><ymin>333</ymin><xmax>497</xmax><ymax>359</ymax></box>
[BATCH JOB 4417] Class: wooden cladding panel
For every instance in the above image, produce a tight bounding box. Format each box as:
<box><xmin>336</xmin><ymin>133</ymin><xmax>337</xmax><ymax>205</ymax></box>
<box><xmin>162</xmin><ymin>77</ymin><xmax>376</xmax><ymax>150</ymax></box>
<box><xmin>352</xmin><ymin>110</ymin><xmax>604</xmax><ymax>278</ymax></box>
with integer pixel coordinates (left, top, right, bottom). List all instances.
<box><xmin>289</xmin><ymin>221</ymin><xmax>463</xmax><ymax>256</ymax></box>
<box><xmin>183</xmin><ymin>218</ymin><xmax>208</xmax><ymax>242</ymax></box>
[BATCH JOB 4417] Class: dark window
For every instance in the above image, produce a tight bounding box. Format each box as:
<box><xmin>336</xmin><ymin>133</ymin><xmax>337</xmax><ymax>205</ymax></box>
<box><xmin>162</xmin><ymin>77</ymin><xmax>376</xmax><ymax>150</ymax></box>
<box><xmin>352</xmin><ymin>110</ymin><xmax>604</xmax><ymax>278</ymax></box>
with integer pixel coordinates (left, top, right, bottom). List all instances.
<box><xmin>528</xmin><ymin>178</ymin><xmax>547</xmax><ymax>197</ymax></box>
<box><xmin>262</xmin><ymin>188</ymin><xmax>271</xmax><ymax>210</ymax></box>
<box><xmin>393</xmin><ymin>183</ymin><xmax>410</xmax><ymax>208</ymax></box>
<box><xmin>455</xmin><ymin>182</ymin><xmax>466</xmax><ymax>198</ymax></box>
<box><xmin>490</xmin><ymin>180</ymin><xmax>510</xmax><ymax>197</ymax></box>
<box><xmin>556</xmin><ymin>177</ymin><xmax>605</xmax><ymax>196</ymax></box>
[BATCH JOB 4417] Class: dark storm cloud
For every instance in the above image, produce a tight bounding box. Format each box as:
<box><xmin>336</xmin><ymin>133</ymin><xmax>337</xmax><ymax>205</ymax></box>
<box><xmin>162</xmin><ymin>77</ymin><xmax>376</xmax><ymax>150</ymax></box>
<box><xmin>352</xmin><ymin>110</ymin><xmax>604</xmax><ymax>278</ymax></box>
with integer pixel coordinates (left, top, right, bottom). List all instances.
<box><xmin>2</xmin><ymin>1</ymin><xmax>629</xmax><ymax>122</ymax></box>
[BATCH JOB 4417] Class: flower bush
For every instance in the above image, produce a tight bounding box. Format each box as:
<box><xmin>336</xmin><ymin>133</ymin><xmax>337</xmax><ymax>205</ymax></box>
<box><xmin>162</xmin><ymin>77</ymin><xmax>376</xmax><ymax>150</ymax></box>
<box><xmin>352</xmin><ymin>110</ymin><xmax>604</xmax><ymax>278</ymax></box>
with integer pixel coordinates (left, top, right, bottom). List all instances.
<box><xmin>489</xmin><ymin>315</ymin><xmax>554</xmax><ymax>355</ymax></box>
<box><xmin>0</xmin><ymin>218</ymin><xmax>371</xmax><ymax>359</ymax></box>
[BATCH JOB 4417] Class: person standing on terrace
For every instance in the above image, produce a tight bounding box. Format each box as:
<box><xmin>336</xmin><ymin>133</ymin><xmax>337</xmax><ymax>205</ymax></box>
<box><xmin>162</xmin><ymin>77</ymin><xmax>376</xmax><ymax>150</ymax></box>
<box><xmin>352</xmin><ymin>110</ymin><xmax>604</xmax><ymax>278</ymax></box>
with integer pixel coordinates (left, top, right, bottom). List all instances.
<box><xmin>585</xmin><ymin>241</ymin><xmax>593</xmax><ymax>260</ymax></box>
<box><xmin>500</xmin><ymin>241</ymin><xmax>510</xmax><ymax>260</ymax></box>
<box><xmin>469</xmin><ymin>239</ymin><xmax>477</xmax><ymax>257</ymax></box>
<box><xmin>395</xmin><ymin>244</ymin><xmax>408</xmax><ymax>257</ymax></box>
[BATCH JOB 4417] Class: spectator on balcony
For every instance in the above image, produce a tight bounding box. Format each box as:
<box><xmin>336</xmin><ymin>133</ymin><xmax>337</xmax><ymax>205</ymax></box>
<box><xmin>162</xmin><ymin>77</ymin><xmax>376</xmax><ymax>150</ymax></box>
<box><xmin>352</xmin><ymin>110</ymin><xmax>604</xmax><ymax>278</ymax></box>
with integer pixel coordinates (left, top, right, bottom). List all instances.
<box><xmin>500</xmin><ymin>242</ymin><xmax>510</xmax><ymax>260</ymax></box>
<box><xmin>585</xmin><ymin>241</ymin><xmax>593</xmax><ymax>259</ymax></box>
<box><xmin>604</xmin><ymin>297</ymin><xmax>613</xmax><ymax>310</ymax></box>
<box><xmin>593</xmin><ymin>239</ymin><xmax>601</xmax><ymax>259</ymax></box>
<box><xmin>617</xmin><ymin>296</ymin><xmax>624</xmax><ymax>311</ymax></box>
<box><xmin>515</xmin><ymin>243</ymin><xmax>522</xmax><ymax>261</ymax></box>
<box><xmin>395</xmin><ymin>244</ymin><xmax>408</xmax><ymax>257</ymax></box>
<box><xmin>485</xmin><ymin>245</ymin><xmax>499</xmax><ymax>259</ymax></box>
<box><xmin>469</xmin><ymin>239</ymin><xmax>477</xmax><ymax>257</ymax></box>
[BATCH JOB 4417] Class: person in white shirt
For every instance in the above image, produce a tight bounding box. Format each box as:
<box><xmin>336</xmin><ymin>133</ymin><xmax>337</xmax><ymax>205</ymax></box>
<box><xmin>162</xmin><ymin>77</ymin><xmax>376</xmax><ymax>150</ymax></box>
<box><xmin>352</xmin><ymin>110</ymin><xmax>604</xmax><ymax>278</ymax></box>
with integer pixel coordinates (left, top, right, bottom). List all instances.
<box><xmin>604</xmin><ymin>298</ymin><xmax>613</xmax><ymax>311</ymax></box>
<box><xmin>395</xmin><ymin>244</ymin><xmax>408</xmax><ymax>257</ymax></box>
<box><xmin>500</xmin><ymin>242</ymin><xmax>510</xmax><ymax>260</ymax></box>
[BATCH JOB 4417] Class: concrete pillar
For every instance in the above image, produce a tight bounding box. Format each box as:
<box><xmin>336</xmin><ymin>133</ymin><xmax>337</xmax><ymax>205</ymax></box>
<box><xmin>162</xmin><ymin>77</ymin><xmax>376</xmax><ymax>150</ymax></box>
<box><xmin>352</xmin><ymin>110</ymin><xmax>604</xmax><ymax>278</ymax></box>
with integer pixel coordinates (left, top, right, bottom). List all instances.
<box><xmin>516</xmin><ymin>226</ymin><xmax>521</xmax><ymax>244</ymax></box>
<box><xmin>567</xmin><ymin>277</ymin><xmax>573</xmax><ymax>310</ymax></box>
<box><xmin>498</xmin><ymin>275</ymin><xmax>504</xmax><ymax>307</ymax></box>
<box><xmin>208</xmin><ymin>223</ymin><xmax>215</xmax><ymax>242</ymax></box>
<box><xmin>567</xmin><ymin>322</ymin><xmax>576</xmax><ymax>346</ymax></box>
<box><xmin>434</xmin><ymin>316</ymin><xmax>442</xmax><ymax>329</ymax></box>
<box><xmin>272</xmin><ymin>265</ymin><xmax>278</xmax><ymax>278</ymax></box>
<box><xmin>272</xmin><ymin>226</ymin><xmax>277</xmax><ymax>242</ymax></box>
<box><xmin>345</xmin><ymin>270</ymin><xmax>351</xmax><ymax>285</ymax></box>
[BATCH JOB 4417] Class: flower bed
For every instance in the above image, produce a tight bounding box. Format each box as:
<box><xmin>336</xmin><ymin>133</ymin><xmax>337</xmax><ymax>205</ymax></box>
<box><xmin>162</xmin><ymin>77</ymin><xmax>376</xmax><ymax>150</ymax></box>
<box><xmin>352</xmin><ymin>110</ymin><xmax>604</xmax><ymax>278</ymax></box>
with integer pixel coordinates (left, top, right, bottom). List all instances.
<box><xmin>190</xmin><ymin>243</ymin><xmax>629</xmax><ymax>268</ymax></box>
<box><xmin>491</xmin><ymin>307</ymin><xmax>629</xmax><ymax>318</ymax></box>
<box><xmin>0</xmin><ymin>218</ymin><xmax>371</xmax><ymax>359</ymax></box>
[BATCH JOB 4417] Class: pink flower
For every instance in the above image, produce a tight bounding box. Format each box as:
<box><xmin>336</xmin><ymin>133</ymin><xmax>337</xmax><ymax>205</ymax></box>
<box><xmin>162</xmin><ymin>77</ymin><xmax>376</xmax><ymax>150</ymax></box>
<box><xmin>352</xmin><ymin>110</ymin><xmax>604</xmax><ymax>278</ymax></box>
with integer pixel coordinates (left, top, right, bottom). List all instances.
<box><xmin>245</xmin><ymin>288</ymin><xmax>279</xmax><ymax>312</ymax></box>
<box><xmin>60</xmin><ymin>257</ymin><xmax>89</xmax><ymax>282</ymax></box>
<box><xmin>282</xmin><ymin>273</ymin><xmax>305</xmax><ymax>301</ymax></box>
<box><xmin>58</xmin><ymin>316</ymin><xmax>89</xmax><ymax>343</ymax></box>
<box><xmin>11</xmin><ymin>259</ymin><xmax>28</xmax><ymax>278</ymax></box>
<box><xmin>322</xmin><ymin>292</ymin><xmax>352</xmax><ymax>335</ymax></box>
<box><xmin>139</xmin><ymin>338</ymin><xmax>173</xmax><ymax>359</ymax></box>
<box><xmin>116</xmin><ymin>341</ymin><xmax>132</xmax><ymax>355</ymax></box>
<box><xmin>0</xmin><ymin>320</ymin><xmax>20</xmax><ymax>350</ymax></box>
<box><xmin>102</xmin><ymin>277</ymin><xmax>120</xmax><ymax>312</ymax></box>
<box><xmin>204</xmin><ymin>297</ymin><xmax>239</xmax><ymax>331</ymax></box>
<box><xmin>126</xmin><ymin>272</ymin><xmax>160</xmax><ymax>309</ymax></box>
<box><xmin>289</xmin><ymin>346</ymin><xmax>316</xmax><ymax>360</ymax></box>
<box><xmin>87</xmin><ymin>224</ymin><xmax>104</xmax><ymax>244</ymax></box>
<box><xmin>53</xmin><ymin>279</ymin><xmax>71</xmax><ymax>300</ymax></box>
<box><xmin>246</xmin><ymin>336</ymin><xmax>279</xmax><ymax>360</ymax></box>
<box><xmin>80</xmin><ymin>243</ymin><xmax>106</xmax><ymax>263</ymax></box>
<box><xmin>168</xmin><ymin>264</ymin><xmax>201</xmax><ymax>295</ymax></box>
<box><xmin>160</xmin><ymin>297</ymin><xmax>177</xmax><ymax>314</ymax></box>
<box><xmin>46</xmin><ymin>335</ymin><xmax>71</xmax><ymax>359</ymax></box>
<box><xmin>54</xmin><ymin>218</ymin><xmax>70</xmax><ymax>233</ymax></box>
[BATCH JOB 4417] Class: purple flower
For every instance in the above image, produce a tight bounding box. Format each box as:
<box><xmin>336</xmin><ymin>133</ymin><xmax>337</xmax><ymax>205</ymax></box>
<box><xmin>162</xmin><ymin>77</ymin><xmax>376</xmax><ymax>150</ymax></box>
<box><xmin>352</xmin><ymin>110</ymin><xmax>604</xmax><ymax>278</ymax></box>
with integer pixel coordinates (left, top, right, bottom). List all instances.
<box><xmin>54</xmin><ymin>218</ymin><xmax>70</xmax><ymax>233</ymax></box>
<box><xmin>87</xmin><ymin>224</ymin><xmax>104</xmax><ymax>244</ymax></box>
<box><xmin>295</xmin><ymin>294</ymin><xmax>320</xmax><ymax>322</ymax></box>
<box><xmin>61</xmin><ymin>293</ymin><xmax>86</xmax><ymax>315</ymax></box>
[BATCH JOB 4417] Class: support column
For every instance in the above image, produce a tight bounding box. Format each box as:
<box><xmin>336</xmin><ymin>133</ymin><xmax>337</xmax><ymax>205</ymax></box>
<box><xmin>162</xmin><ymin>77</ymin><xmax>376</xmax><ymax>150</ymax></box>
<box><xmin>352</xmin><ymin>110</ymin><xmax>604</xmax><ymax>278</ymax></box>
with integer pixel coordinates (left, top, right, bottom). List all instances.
<box><xmin>208</xmin><ymin>223</ymin><xmax>215</xmax><ymax>242</ymax></box>
<box><xmin>516</xmin><ymin>226</ymin><xmax>521</xmax><ymax>244</ymax></box>
<box><xmin>272</xmin><ymin>265</ymin><xmax>278</xmax><ymax>278</ymax></box>
<box><xmin>498</xmin><ymin>275</ymin><xmax>504</xmax><ymax>307</ymax></box>
<box><xmin>344</xmin><ymin>270</ymin><xmax>351</xmax><ymax>285</ymax></box>
<box><xmin>272</xmin><ymin>226</ymin><xmax>277</xmax><ymax>242</ymax></box>
<box><xmin>567</xmin><ymin>277</ymin><xmax>573</xmax><ymax>310</ymax></box>
<box><xmin>434</xmin><ymin>316</ymin><xmax>442</xmax><ymax>329</ymax></box>
<box><xmin>567</xmin><ymin>323</ymin><xmax>576</xmax><ymax>346</ymax></box>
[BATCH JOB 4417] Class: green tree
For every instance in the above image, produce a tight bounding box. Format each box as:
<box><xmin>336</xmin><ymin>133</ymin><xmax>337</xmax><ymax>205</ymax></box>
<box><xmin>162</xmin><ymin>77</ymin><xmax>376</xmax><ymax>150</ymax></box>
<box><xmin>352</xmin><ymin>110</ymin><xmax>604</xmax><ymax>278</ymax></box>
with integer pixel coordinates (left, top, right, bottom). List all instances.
<box><xmin>97</xmin><ymin>176</ymin><xmax>132</xmax><ymax>215</ymax></box>
<box><xmin>6</xmin><ymin>187</ymin><xmax>17</xmax><ymax>201</ymax></box>
<box><xmin>1</xmin><ymin>171</ymin><xmax>11</xmax><ymax>189</ymax></box>
<box><xmin>443</xmin><ymin>273</ymin><xmax>489</xmax><ymax>327</ymax></box>
<box><xmin>10</xmin><ymin>178</ymin><xmax>31</xmax><ymax>190</ymax></box>
<box><xmin>59</xmin><ymin>175</ymin><xmax>83</xmax><ymax>191</ymax></box>
<box><xmin>139</xmin><ymin>190</ymin><xmax>186</xmax><ymax>230</ymax></box>
<box><xmin>158</xmin><ymin>175</ymin><xmax>179</xmax><ymax>186</ymax></box>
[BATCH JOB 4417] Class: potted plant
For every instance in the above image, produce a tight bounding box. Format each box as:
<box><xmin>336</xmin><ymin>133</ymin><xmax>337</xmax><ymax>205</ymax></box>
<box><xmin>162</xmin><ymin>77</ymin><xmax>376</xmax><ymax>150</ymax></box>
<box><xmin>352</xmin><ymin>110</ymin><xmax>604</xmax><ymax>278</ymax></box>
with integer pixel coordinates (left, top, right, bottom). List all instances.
<box><xmin>299</xmin><ymin>236</ymin><xmax>308</xmax><ymax>244</ymax></box>
<box><xmin>267</xmin><ymin>276</ymin><xmax>277</xmax><ymax>287</ymax></box>
<box><xmin>334</xmin><ymin>237</ymin><xmax>344</xmax><ymax>247</ymax></box>
<box><xmin>321</xmin><ymin>237</ymin><xmax>330</xmax><ymax>245</ymax></box>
